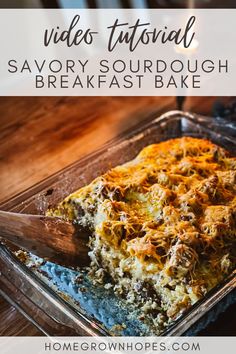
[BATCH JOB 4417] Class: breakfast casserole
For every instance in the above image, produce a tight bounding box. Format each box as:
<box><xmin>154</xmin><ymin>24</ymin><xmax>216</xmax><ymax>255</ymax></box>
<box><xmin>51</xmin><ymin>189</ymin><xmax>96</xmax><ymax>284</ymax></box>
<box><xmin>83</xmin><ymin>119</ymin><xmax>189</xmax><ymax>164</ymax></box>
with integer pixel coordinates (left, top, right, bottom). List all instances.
<box><xmin>48</xmin><ymin>137</ymin><xmax>236</xmax><ymax>332</ymax></box>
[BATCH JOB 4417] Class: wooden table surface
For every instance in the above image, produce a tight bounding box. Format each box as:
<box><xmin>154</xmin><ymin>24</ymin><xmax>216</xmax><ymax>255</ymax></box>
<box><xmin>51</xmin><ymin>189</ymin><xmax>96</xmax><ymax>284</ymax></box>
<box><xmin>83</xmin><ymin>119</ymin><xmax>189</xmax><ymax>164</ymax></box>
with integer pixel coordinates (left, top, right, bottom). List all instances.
<box><xmin>0</xmin><ymin>96</ymin><xmax>235</xmax><ymax>336</ymax></box>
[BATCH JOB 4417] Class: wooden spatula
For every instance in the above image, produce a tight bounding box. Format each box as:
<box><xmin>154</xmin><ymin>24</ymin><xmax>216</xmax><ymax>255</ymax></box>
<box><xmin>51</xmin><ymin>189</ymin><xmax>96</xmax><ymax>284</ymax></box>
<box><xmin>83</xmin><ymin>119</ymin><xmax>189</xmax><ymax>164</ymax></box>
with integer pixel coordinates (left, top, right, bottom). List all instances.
<box><xmin>0</xmin><ymin>210</ymin><xmax>90</xmax><ymax>268</ymax></box>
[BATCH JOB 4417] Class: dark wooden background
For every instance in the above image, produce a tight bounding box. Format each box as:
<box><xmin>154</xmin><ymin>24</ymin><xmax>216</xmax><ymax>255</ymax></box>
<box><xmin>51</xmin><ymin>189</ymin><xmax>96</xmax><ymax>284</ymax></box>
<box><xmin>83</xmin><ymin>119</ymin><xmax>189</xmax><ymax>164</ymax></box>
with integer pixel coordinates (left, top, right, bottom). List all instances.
<box><xmin>0</xmin><ymin>96</ymin><xmax>235</xmax><ymax>335</ymax></box>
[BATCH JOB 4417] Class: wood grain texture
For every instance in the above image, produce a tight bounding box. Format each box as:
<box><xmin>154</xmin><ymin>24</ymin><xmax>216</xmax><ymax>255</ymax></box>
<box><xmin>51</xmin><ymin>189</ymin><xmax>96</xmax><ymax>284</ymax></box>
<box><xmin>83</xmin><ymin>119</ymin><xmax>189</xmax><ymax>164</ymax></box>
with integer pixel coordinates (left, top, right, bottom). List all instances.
<box><xmin>0</xmin><ymin>96</ymin><xmax>235</xmax><ymax>336</ymax></box>
<box><xmin>0</xmin><ymin>211</ymin><xmax>90</xmax><ymax>267</ymax></box>
<box><xmin>0</xmin><ymin>97</ymin><xmax>174</xmax><ymax>203</ymax></box>
<box><xmin>0</xmin><ymin>296</ymin><xmax>42</xmax><ymax>336</ymax></box>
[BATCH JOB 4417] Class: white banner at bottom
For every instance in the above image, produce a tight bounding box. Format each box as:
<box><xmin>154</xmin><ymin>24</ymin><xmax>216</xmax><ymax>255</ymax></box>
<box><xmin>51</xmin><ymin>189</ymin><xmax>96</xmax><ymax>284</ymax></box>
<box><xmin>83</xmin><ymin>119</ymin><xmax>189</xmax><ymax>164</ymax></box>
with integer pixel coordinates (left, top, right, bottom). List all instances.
<box><xmin>0</xmin><ymin>337</ymin><xmax>235</xmax><ymax>354</ymax></box>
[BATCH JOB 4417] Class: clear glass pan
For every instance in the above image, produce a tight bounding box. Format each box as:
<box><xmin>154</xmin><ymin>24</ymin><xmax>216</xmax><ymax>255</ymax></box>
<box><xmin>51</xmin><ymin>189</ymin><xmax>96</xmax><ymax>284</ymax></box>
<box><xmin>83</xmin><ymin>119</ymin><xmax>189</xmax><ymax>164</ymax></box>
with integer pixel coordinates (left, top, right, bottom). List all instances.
<box><xmin>0</xmin><ymin>110</ymin><xmax>235</xmax><ymax>336</ymax></box>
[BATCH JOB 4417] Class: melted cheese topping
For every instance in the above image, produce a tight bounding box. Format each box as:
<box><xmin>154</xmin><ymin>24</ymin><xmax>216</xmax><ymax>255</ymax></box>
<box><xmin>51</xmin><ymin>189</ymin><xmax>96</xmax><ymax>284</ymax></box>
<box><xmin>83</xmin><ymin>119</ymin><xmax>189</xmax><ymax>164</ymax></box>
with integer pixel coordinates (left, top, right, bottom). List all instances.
<box><xmin>48</xmin><ymin>137</ymin><xmax>236</xmax><ymax>329</ymax></box>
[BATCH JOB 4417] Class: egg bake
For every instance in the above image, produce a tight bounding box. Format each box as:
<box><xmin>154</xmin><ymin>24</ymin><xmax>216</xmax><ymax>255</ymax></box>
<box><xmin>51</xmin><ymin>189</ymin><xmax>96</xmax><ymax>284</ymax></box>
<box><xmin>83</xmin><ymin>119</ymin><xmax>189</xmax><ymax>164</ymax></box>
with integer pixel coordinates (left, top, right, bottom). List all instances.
<box><xmin>48</xmin><ymin>137</ymin><xmax>236</xmax><ymax>332</ymax></box>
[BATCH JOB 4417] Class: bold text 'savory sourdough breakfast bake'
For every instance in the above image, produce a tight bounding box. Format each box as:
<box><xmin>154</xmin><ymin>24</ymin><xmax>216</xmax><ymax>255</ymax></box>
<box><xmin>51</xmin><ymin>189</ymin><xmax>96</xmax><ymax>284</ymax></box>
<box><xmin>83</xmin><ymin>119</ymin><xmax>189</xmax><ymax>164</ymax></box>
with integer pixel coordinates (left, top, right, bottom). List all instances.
<box><xmin>48</xmin><ymin>137</ymin><xmax>236</xmax><ymax>333</ymax></box>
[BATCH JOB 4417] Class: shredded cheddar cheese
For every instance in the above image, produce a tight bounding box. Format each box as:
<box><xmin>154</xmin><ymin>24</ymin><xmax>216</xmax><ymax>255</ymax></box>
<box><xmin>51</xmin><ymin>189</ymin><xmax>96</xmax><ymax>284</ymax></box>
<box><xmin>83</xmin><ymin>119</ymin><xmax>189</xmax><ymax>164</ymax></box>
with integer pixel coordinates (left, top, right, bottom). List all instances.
<box><xmin>48</xmin><ymin>137</ymin><xmax>236</xmax><ymax>332</ymax></box>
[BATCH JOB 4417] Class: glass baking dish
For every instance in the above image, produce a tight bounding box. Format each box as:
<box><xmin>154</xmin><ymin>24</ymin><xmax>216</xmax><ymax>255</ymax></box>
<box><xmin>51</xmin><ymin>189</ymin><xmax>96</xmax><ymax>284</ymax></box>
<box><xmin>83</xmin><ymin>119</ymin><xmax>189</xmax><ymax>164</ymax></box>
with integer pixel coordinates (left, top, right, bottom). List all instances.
<box><xmin>0</xmin><ymin>110</ymin><xmax>235</xmax><ymax>336</ymax></box>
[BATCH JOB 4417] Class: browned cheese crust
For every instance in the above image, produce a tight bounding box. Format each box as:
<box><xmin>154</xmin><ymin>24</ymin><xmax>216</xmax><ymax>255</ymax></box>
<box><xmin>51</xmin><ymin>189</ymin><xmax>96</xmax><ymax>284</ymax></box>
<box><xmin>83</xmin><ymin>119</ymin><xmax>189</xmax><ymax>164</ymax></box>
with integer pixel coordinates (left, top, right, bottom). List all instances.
<box><xmin>48</xmin><ymin>137</ymin><xmax>236</xmax><ymax>331</ymax></box>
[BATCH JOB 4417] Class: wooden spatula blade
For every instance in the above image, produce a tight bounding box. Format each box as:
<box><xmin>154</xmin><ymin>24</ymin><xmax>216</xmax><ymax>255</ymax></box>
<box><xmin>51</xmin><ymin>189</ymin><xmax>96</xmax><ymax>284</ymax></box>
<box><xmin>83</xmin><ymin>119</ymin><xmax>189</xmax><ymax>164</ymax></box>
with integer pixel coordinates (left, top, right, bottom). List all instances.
<box><xmin>0</xmin><ymin>211</ymin><xmax>90</xmax><ymax>268</ymax></box>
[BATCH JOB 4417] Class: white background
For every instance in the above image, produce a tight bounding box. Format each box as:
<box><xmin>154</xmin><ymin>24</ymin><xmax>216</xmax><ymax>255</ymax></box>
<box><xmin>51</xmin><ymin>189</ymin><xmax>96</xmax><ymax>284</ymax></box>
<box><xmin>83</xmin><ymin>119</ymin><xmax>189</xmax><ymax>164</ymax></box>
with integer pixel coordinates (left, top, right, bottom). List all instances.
<box><xmin>0</xmin><ymin>9</ymin><xmax>235</xmax><ymax>96</ymax></box>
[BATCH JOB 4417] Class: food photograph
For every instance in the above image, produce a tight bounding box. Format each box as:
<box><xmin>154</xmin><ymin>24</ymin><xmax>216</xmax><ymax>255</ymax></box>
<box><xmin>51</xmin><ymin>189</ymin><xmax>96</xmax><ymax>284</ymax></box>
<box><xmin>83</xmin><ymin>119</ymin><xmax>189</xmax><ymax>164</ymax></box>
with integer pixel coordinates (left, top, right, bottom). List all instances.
<box><xmin>0</xmin><ymin>0</ymin><xmax>236</xmax><ymax>350</ymax></box>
